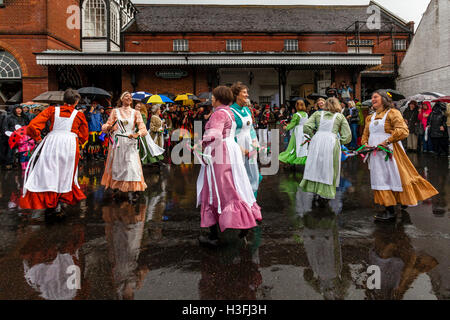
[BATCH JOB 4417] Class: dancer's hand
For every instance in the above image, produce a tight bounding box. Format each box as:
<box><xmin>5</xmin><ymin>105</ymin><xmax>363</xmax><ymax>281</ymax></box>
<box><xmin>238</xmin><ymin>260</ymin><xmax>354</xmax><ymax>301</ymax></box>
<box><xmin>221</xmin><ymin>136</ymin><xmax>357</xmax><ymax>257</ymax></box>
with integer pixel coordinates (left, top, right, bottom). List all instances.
<box><xmin>129</xmin><ymin>133</ymin><xmax>139</xmax><ymax>139</ymax></box>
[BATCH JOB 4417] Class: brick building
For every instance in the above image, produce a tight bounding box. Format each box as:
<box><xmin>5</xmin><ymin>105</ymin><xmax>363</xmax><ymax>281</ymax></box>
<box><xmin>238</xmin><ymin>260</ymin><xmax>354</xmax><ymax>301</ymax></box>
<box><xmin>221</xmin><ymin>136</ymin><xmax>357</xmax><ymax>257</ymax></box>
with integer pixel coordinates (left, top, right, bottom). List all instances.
<box><xmin>0</xmin><ymin>1</ymin><xmax>414</xmax><ymax>105</ymax></box>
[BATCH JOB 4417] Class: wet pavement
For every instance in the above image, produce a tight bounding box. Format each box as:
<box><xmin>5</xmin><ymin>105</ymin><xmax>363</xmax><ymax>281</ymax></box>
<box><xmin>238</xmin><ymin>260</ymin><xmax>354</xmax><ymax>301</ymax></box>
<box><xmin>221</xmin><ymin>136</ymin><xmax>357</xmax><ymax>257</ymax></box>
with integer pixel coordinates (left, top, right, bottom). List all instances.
<box><xmin>0</xmin><ymin>153</ymin><xmax>448</xmax><ymax>300</ymax></box>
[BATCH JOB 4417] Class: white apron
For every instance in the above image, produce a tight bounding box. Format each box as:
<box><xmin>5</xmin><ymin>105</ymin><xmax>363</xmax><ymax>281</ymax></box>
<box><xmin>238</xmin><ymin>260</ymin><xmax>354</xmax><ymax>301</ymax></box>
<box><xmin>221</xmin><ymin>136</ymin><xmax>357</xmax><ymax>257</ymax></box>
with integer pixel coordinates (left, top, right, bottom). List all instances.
<box><xmin>196</xmin><ymin>109</ymin><xmax>256</xmax><ymax>213</ymax></box>
<box><xmin>291</xmin><ymin>112</ymin><xmax>309</xmax><ymax>158</ymax></box>
<box><xmin>368</xmin><ymin>110</ymin><xmax>403</xmax><ymax>192</ymax></box>
<box><xmin>303</xmin><ymin>112</ymin><xmax>340</xmax><ymax>186</ymax></box>
<box><xmin>111</xmin><ymin>109</ymin><xmax>142</xmax><ymax>182</ymax></box>
<box><xmin>23</xmin><ymin>107</ymin><xmax>79</xmax><ymax>195</ymax></box>
<box><xmin>234</xmin><ymin>108</ymin><xmax>260</xmax><ymax>193</ymax></box>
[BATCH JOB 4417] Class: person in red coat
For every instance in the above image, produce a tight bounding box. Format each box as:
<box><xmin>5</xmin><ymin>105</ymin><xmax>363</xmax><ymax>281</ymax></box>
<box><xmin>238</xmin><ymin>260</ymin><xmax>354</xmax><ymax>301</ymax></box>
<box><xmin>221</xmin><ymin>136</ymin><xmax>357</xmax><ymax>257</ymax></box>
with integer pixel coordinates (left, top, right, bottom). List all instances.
<box><xmin>20</xmin><ymin>89</ymin><xmax>89</xmax><ymax>214</ymax></box>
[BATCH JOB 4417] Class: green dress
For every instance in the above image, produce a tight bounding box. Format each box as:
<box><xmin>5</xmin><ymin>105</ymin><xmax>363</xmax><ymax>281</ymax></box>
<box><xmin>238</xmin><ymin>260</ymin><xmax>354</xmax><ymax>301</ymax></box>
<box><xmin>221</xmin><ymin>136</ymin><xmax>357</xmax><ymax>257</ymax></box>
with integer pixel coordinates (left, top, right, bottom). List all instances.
<box><xmin>279</xmin><ymin>111</ymin><xmax>308</xmax><ymax>165</ymax></box>
<box><xmin>299</xmin><ymin>111</ymin><xmax>351</xmax><ymax>199</ymax></box>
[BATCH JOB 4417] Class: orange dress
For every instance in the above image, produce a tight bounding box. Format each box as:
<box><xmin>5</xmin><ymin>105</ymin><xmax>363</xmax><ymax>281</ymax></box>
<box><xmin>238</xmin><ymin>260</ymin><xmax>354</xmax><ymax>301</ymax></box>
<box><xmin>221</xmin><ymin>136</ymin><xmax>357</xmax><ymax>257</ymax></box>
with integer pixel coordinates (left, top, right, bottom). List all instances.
<box><xmin>361</xmin><ymin>108</ymin><xmax>438</xmax><ymax>207</ymax></box>
<box><xmin>101</xmin><ymin>107</ymin><xmax>148</xmax><ymax>192</ymax></box>
<box><xmin>19</xmin><ymin>105</ymin><xmax>89</xmax><ymax>209</ymax></box>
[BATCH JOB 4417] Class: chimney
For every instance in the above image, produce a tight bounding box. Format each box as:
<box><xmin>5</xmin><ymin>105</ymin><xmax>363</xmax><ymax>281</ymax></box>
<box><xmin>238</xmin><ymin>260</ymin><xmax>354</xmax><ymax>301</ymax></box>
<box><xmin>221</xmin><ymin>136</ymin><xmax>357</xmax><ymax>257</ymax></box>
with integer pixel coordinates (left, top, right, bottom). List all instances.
<box><xmin>407</xmin><ymin>21</ymin><xmax>415</xmax><ymax>33</ymax></box>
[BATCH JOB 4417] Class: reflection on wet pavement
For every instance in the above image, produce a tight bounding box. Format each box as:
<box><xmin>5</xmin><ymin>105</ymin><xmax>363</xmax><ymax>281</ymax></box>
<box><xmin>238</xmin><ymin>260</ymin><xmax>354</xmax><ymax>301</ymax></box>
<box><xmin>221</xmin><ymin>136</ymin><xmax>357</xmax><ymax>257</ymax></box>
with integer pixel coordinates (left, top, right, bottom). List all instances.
<box><xmin>0</xmin><ymin>155</ymin><xmax>448</xmax><ymax>300</ymax></box>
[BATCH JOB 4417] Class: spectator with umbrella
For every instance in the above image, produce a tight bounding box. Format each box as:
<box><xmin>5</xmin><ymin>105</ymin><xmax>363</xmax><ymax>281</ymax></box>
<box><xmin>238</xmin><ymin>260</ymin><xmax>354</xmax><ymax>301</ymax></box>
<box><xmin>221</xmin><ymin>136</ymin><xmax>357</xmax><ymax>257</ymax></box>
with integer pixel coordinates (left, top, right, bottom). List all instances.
<box><xmin>402</xmin><ymin>101</ymin><xmax>420</xmax><ymax>152</ymax></box>
<box><xmin>427</xmin><ymin>102</ymin><xmax>449</xmax><ymax>157</ymax></box>
<box><xmin>3</xmin><ymin>105</ymin><xmax>29</xmax><ymax>169</ymax></box>
<box><xmin>86</xmin><ymin>101</ymin><xmax>104</xmax><ymax>160</ymax></box>
<box><xmin>5</xmin><ymin>125</ymin><xmax>35</xmax><ymax>171</ymax></box>
<box><xmin>418</xmin><ymin>101</ymin><xmax>433</xmax><ymax>153</ymax></box>
<box><xmin>347</xmin><ymin>100</ymin><xmax>360</xmax><ymax>150</ymax></box>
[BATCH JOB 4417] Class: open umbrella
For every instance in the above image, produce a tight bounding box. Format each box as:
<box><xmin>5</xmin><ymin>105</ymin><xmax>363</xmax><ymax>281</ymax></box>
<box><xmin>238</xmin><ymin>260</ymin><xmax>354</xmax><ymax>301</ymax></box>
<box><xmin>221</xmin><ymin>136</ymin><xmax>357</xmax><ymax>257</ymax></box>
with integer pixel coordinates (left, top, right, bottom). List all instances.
<box><xmin>6</xmin><ymin>125</ymin><xmax>28</xmax><ymax>149</ymax></box>
<box><xmin>160</xmin><ymin>92</ymin><xmax>176</xmax><ymax>101</ymax></box>
<box><xmin>198</xmin><ymin>92</ymin><xmax>212</xmax><ymax>100</ymax></box>
<box><xmin>175</xmin><ymin>93</ymin><xmax>201</xmax><ymax>103</ymax></box>
<box><xmin>198</xmin><ymin>100</ymin><xmax>212</xmax><ymax>107</ymax></box>
<box><xmin>144</xmin><ymin>94</ymin><xmax>174</xmax><ymax>104</ymax></box>
<box><xmin>78</xmin><ymin>87</ymin><xmax>111</xmax><ymax>98</ymax></box>
<box><xmin>33</xmin><ymin>91</ymin><xmax>65</xmax><ymax>104</ymax></box>
<box><xmin>420</xmin><ymin>92</ymin><xmax>445</xmax><ymax>99</ymax></box>
<box><xmin>307</xmin><ymin>93</ymin><xmax>328</xmax><ymax>100</ymax></box>
<box><xmin>362</xmin><ymin>99</ymin><xmax>372</xmax><ymax>107</ymax></box>
<box><xmin>432</xmin><ymin>96</ymin><xmax>450</xmax><ymax>103</ymax></box>
<box><xmin>132</xmin><ymin>92</ymin><xmax>152</xmax><ymax>101</ymax></box>
<box><xmin>380</xmin><ymin>89</ymin><xmax>405</xmax><ymax>101</ymax></box>
<box><xmin>288</xmin><ymin>97</ymin><xmax>310</xmax><ymax>106</ymax></box>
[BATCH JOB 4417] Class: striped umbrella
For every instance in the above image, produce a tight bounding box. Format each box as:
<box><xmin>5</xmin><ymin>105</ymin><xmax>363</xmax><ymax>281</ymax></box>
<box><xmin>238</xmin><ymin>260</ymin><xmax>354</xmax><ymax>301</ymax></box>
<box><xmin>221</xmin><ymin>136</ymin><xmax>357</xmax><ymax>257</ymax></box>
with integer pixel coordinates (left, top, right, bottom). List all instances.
<box><xmin>144</xmin><ymin>94</ymin><xmax>174</xmax><ymax>104</ymax></box>
<box><xmin>132</xmin><ymin>92</ymin><xmax>152</xmax><ymax>101</ymax></box>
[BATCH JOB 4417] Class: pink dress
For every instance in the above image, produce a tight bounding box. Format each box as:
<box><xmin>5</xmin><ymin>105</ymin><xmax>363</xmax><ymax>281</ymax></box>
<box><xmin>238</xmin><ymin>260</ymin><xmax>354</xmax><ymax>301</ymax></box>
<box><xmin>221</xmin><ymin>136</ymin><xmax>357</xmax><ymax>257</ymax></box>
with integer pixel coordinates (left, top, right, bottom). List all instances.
<box><xmin>197</xmin><ymin>105</ymin><xmax>262</xmax><ymax>232</ymax></box>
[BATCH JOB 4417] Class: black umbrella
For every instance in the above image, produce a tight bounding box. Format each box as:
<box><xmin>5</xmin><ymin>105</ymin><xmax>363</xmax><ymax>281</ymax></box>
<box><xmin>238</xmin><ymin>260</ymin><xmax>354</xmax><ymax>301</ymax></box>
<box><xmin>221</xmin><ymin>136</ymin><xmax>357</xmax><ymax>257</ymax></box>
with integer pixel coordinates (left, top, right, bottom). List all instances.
<box><xmin>379</xmin><ymin>89</ymin><xmax>405</xmax><ymax>101</ymax></box>
<box><xmin>307</xmin><ymin>93</ymin><xmax>328</xmax><ymax>101</ymax></box>
<box><xmin>198</xmin><ymin>100</ymin><xmax>212</xmax><ymax>107</ymax></box>
<box><xmin>198</xmin><ymin>92</ymin><xmax>212</xmax><ymax>100</ymax></box>
<box><xmin>78</xmin><ymin>87</ymin><xmax>111</xmax><ymax>98</ymax></box>
<box><xmin>288</xmin><ymin>97</ymin><xmax>310</xmax><ymax>106</ymax></box>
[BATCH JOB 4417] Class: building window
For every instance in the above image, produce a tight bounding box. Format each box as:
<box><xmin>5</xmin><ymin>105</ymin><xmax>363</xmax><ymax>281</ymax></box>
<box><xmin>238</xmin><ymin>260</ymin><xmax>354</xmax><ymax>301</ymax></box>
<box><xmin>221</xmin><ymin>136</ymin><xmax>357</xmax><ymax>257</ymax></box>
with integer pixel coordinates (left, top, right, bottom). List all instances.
<box><xmin>284</xmin><ymin>40</ymin><xmax>298</xmax><ymax>51</ymax></box>
<box><xmin>226</xmin><ymin>39</ymin><xmax>242</xmax><ymax>52</ymax></box>
<box><xmin>0</xmin><ymin>51</ymin><xmax>22</xmax><ymax>79</ymax></box>
<box><xmin>82</xmin><ymin>0</ymin><xmax>107</xmax><ymax>38</ymax></box>
<box><xmin>393</xmin><ymin>39</ymin><xmax>407</xmax><ymax>51</ymax></box>
<box><xmin>348</xmin><ymin>47</ymin><xmax>373</xmax><ymax>54</ymax></box>
<box><xmin>173</xmin><ymin>39</ymin><xmax>189</xmax><ymax>52</ymax></box>
<box><xmin>110</xmin><ymin>5</ymin><xmax>120</xmax><ymax>45</ymax></box>
<box><xmin>0</xmin><ymin>0</ymin><xmax>4</xmax><ymax>7</ymax></box>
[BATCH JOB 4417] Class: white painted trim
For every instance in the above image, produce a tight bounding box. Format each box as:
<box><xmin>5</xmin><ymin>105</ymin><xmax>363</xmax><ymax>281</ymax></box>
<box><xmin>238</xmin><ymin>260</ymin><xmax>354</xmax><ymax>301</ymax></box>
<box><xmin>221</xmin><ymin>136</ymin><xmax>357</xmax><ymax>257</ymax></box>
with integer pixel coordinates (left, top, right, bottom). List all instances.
<box><xmin>36</xmin><ymin>53</ymin><xmax>382</xmax><ymax>66</ymax></box>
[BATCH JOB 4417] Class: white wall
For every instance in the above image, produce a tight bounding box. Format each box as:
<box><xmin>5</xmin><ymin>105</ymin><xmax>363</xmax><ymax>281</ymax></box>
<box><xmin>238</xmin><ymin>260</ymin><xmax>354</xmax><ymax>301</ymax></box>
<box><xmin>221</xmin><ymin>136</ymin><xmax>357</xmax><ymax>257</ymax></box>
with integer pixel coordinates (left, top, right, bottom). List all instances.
<box><xmin>397</xmin><ymin>0</ymin><xmax>450</xmax><ymax>96</ymax></box>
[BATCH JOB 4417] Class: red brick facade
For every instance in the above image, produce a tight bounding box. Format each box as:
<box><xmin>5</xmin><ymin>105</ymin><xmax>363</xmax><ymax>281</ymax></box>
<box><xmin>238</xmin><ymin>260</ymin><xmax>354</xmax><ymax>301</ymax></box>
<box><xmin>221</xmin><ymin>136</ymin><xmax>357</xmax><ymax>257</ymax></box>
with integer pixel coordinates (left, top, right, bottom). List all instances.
<box><xmin>0</xmin><ymin>1</ymin><xmax>413</xmax><ymax>104</ymax></box>
<box><xmin>0</xmin><ymin>0</ymin><xmax>80</xmax><ymax>102</ymax></box>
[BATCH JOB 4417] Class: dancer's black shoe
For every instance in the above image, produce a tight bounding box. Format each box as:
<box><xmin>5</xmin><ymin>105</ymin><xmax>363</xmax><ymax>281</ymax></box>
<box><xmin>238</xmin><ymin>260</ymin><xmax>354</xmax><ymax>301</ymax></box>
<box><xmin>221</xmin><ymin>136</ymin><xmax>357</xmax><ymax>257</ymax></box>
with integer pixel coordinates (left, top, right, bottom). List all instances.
<box><xmin>374</xmin><ymin>206</ymin><xmax>396</xmax><ymax>222</ymax></box>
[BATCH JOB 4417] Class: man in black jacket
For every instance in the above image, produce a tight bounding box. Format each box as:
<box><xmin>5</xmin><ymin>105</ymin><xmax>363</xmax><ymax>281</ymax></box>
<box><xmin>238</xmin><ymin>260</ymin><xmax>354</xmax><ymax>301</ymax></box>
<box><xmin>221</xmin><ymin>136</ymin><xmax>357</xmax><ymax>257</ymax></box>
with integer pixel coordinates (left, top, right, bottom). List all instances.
<box><xmin>427</xmin><ymin>102</ymin><xmax>449</xmax><ymax>157</ymax></box>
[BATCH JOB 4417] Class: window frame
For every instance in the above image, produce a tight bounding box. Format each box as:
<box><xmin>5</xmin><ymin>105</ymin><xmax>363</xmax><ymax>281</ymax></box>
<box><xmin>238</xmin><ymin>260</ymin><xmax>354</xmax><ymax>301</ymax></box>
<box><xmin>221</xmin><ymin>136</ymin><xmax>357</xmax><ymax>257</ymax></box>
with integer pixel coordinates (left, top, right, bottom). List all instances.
<box><xmin>393</xmin><ymin>39</ymin><xmax>407</xmax><ymax>51</ymax></box>
<box><xmin>284</xmin><ymin>39</ymin><xmax>299</xmax><ymax>52</ymax></box>
<box><xmin>82</xmin><ymin>0</ymin><xmax>107</xmax><ymax>38</ymax></box>
<box><xmin>226</xmin><ymin>39</ymin><xmax>242</xmax><ymax>52</ymax></box>
<box><xmin>173</xmin><ymin>39</ymin><xmax>189</xmax><ymax>52</ymax></box>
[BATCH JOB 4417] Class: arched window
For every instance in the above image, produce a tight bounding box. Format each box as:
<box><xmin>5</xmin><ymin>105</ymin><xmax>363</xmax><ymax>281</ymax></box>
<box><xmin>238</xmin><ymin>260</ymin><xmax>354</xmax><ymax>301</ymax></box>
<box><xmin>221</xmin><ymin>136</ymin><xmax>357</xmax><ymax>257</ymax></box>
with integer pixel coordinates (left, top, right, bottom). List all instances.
<box><xmin>0</xmin><ymin>51</ymin><xmax>22</xmax><ymax>79</ymax></box>
<box><xmin>82</xmin><ymin>0</ymin><xmax>107</xmax><ymax>38</ymax></box>
<box><xmin>110</xmin><ymin>4</ymin><xmax>120</xmax><ymax>45</ymax></box>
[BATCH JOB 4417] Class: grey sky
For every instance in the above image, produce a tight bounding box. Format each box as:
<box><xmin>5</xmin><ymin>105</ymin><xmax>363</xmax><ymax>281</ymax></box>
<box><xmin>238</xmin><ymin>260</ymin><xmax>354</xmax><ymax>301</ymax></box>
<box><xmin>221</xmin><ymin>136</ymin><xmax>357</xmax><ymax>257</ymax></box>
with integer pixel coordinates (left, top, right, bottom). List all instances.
<box><xmin>131</xmin><ymin>0</ymin><xmax>430</xmax><ymax>29</ymax></box>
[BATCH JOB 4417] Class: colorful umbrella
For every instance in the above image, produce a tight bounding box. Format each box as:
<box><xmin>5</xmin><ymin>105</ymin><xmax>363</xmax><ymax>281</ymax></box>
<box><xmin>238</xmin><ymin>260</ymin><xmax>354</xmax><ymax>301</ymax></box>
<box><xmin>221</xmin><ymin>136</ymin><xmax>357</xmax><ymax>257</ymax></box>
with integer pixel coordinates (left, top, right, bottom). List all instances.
<box><xmin>144</xmin><ymin>94</ymin><xmax>174</xmax><ymax>104</ymax></box>
<box><xmin>431</xmin><ymin>96</ymin><xmax>450</xmax><ymax>103</ymax></box>
<box><xmin>175</xmin><ymin>93</ymin><xmax>201</xmax><ymax>103</ymax></box>
<box><xmin>132</xmin><ymin>92</ymin><xmax>152</xmax><ymax>101</ymax></box>
<box><xmin>6</xmin><ymin>125</ymin><xmax>28</xmax><ymax>149</ymax></box>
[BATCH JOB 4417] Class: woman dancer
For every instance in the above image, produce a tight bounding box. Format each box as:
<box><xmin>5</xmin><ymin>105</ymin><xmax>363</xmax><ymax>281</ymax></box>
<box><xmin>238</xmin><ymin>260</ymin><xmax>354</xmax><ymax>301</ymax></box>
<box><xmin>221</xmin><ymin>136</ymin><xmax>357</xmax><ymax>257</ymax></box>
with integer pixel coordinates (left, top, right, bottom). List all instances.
<box><xmin>300</xmin><ymin>97</ymin><xmax>351</xmax><ymax>200</ymax></box>
<box><xmin>20</xmin><ymin>89</ymin><xmax>89</xmax><ymax>215</ymax></box>
<box><xmin>101</xmin><ymin>92</ymin><xmax>148</xmax><ymax>202</ymax></box>
<box><xmin>279</xmin><ymin>99</ymin><xmax>309</xmax><ymax>165</ymax></box>
<box><xmin>361</xmin><ymin>90</ymin><xmax>438</xmax><ymax>221</ymax></box>
<box><xmin>196</xmin><ymin>86</ymin><xmax>262</xmax><ymax>247</ymax></box>
<box><xmin>230</xmin><ymin>82</ymin><xmax>261</xmax><ymax>197</ymax></box>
